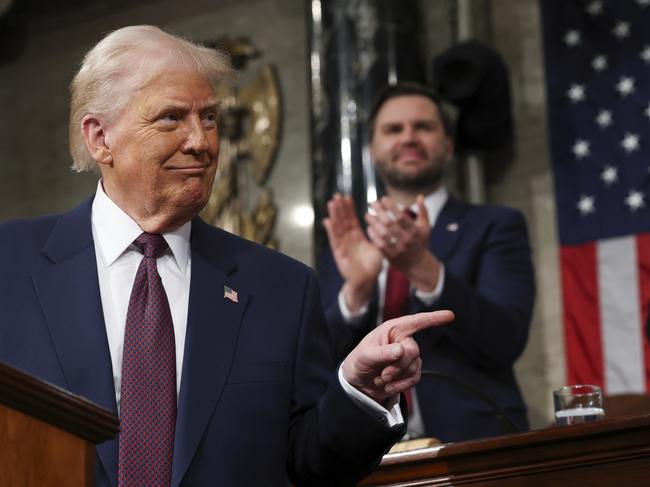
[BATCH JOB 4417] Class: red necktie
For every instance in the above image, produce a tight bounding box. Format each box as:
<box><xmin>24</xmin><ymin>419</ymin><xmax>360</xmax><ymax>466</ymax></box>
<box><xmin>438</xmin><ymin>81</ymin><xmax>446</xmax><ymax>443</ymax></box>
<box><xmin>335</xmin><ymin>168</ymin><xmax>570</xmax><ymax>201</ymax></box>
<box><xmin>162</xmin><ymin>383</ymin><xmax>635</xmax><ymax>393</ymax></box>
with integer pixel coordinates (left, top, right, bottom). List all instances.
<box><xmin>119</xmin><ymin>233</ymin><xmax>176</xmax><ymax>487</ymax></box>
<box><xmin>383</xmin><ymin>266</ymin><xmax>413</xmax><ymax>412</ymax></box>
<box><xmin>383</xmin><ymin>207</ymin><xmax>417</xmax><ymax>413</ymax></box>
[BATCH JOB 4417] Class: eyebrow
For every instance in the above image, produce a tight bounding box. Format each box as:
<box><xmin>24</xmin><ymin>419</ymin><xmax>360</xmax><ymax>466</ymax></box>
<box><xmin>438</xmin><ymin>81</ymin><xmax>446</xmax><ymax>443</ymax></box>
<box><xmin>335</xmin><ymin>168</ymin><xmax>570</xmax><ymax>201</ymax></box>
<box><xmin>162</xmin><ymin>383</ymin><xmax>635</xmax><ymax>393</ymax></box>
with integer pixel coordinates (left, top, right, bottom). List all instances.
<box><xmin>380</xmin><ymin>118</ymin><xmax>437</xmax><ymax>128</ymax></box>
<box><xmin>152</xmin><ymin>98</ymin><xmax>221</xmax><ymax>116</ymax></box>
<box><xmin>200</xmin><ymin>98</ymin><xmax>221</xmax><ymax>111</ymax></box>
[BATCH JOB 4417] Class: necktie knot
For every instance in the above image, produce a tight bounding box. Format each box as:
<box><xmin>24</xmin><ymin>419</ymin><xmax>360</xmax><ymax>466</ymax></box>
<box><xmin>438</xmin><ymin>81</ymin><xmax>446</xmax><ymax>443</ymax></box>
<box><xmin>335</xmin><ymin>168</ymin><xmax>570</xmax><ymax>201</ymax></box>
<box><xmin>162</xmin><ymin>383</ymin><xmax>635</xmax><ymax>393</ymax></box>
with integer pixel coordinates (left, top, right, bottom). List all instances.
<box><xmin>405</xmin><ymin>208</ymin><xmax>417</xmax><ymax>220</ymax></box>
<box><xmin>134</xmin><ymin>232</ymin><xmax>168</xmax><ymax>259</ymax></box>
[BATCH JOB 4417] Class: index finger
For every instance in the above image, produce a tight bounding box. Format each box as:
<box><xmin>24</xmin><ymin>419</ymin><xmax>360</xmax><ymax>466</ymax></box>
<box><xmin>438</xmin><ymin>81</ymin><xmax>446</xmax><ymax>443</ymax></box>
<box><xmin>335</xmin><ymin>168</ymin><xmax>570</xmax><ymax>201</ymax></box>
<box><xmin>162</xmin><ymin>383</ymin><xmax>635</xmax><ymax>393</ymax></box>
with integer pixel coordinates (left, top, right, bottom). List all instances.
<box><xmin>384</xmin><ymin>310</ymin><xmax>454</xmax><ymax>342</ymax></box>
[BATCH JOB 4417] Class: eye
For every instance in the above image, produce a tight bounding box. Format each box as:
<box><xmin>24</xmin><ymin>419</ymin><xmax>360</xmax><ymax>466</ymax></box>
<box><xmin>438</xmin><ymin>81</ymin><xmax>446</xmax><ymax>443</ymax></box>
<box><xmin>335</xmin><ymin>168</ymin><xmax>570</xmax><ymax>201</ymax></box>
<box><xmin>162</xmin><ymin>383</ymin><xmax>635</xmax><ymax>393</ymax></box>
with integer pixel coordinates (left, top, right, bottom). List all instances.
<box><xmin>161</xmin><ymin>113</ymin><xmax>180</xmax><ymax>122</ymax></box>
<box><xmin>201</xmin><ymin>111</ymin><xmax>218</xmax><ymax>128</ymax></box>
<box><xmin>383</xmin><ymin>124</ymin><xmax>403</xmax><ymax>135</ymax></box>
<box><xmin>417</xmin><ymin>121</ymin><xmax>436</xmax><ymax>131</ymax></box>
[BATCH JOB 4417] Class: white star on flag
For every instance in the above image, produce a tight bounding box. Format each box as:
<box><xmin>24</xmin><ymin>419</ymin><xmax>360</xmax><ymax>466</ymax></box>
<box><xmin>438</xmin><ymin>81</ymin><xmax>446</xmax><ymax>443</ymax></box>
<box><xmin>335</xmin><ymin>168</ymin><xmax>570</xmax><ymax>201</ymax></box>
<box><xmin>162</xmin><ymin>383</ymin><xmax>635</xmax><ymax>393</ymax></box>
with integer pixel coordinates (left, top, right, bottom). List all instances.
<box><xmin>616</xmin><ymin>76</ymin><xmax>635</xmax><ymax>97</ymax></box>
<box><xmin>567</xmin><ymin>84</ymin><xmax>586</xmax><ymax>102</ymax></box>
<box><xmin>642</xmin><ymin>46</ymin><xmax>650</xmax><ymax>63</ymax></box>
<box><xmin>577</xmin><ymin>195</ymin><xmax>596</xmax><ymax>215</ymax></box>
<box><xmin>573</xmin><ymin>139</ymin><xmax>590</xmax><ymax>158</ymax></box>
<box><xmin>613</xmin><ymin>21</ymin><xmax>630</xmax><ymax>39</ymax></box>
<box><xmin>592</xmin><ymin>55</ymin><xmax>608</xmax><ymax>71</ymax></box>
<box><xmin>564</xmin><ymin>30</ymin><xmax>582</xmax><ymax>46</ymax></box>
<box><xmin>596</xmin><ymin>110</ymin><xmax>613</xmax><ymax>128</ymax></box>
<box><xmin>586</xmin><ymin>1</ymin><xmax>603</xmax><ymax>15</ymax></box>
<box><xmin>645</xmin><ymin>103</ymin><xmax>650</xmax><ymax>119</ymax></box>
<box><xmin>637</xmin><ymin>0</ymin><xmax>650</xmax><ymax>7</ymax></box>
<box><xmin>601</xmin><ymin>166</ymin><xmax>618</xmax><ymax>185</ymax></box>
<box><xmin>621</xmin><ymin>133</ymin><xmax>640</xmax><ymax>153</ymax></box>
<box><xmin>625</xmin><ymin>190</ymin><xmax>645</xmax><ymax>211</ymax></box>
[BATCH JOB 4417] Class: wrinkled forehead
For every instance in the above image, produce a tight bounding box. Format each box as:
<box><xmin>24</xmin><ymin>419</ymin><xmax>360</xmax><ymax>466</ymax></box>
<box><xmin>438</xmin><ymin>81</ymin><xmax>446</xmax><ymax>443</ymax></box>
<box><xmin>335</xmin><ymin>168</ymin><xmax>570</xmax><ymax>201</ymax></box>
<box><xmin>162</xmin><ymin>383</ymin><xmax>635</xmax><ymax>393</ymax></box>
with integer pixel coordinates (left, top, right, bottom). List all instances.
<box><xmin>114</xmin><ymin>61</ymin><xmax>218</xmax><ymax>113</ymax></box>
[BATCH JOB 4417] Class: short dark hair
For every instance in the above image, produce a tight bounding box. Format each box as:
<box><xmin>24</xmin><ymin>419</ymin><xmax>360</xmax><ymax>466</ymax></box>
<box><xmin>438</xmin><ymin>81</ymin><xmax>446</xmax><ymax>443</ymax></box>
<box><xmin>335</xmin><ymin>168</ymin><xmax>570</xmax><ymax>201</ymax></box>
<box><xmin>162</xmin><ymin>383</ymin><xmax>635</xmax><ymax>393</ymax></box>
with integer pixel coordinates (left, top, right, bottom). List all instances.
<box><xmin>368</xmin><ymin>82</ymin><xmax>453</xmax><ymax>139</ymax></box>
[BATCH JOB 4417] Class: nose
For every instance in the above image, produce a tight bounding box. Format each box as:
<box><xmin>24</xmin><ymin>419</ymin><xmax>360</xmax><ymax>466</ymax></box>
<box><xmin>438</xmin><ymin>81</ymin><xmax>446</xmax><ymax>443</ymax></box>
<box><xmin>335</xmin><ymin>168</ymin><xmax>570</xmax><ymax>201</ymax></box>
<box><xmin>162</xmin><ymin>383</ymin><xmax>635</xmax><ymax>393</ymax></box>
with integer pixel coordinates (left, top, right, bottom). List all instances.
<box><xmin>399</xmin><ymin>125</ymin><xmax>418</xmax><ymax>144</ymax></box>
<box><xmin>182</xmin><ymin>117</ymin><xmax>210</xmax><ymax>155</ymax></box>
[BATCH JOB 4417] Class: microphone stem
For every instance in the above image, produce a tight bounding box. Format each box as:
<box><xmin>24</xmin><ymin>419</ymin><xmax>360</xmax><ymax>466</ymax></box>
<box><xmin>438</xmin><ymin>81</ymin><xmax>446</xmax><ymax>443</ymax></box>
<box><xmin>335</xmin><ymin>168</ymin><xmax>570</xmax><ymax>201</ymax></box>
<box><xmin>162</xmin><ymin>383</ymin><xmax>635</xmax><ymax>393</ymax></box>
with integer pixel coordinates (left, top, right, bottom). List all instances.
<box><xmin>420</xmin><ymin>370</ymin><xmax>521</xmax><ymax>434</ymax></box>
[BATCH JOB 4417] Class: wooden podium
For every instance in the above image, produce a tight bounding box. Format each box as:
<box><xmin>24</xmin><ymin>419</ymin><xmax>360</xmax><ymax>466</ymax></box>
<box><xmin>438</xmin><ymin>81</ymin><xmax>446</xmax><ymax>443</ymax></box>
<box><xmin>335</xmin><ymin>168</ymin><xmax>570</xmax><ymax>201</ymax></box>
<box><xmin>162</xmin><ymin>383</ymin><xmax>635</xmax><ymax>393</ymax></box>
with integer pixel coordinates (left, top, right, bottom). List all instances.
<box><xmin>361</xmin><ymin>414</ymin><xmax>650</xmax><ymax>486</ymax></box>
<box><xmin>0</xmin><ymin>362</ymin><xmax>119</xmax><ymax>486</ymax></box>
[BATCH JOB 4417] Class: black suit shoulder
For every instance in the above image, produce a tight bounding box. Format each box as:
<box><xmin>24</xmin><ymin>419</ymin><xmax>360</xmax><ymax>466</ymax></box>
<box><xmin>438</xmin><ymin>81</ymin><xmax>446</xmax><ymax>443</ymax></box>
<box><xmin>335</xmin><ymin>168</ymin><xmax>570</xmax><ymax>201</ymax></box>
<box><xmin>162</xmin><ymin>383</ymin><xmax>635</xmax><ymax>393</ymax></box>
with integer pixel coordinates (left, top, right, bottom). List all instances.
<box><xmin>192</xmin><ymin>218</ymin><xmax>316</xmax><ymax>279</ymax></box>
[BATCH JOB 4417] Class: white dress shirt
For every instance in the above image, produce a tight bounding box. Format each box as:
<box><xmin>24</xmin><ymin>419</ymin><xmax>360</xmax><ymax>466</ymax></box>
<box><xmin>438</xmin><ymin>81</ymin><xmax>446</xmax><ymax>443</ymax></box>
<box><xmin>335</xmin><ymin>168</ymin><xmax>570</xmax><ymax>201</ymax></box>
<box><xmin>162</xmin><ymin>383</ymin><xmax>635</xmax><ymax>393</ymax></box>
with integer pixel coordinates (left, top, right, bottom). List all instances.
<box><xmin>92</xmin><ymin>182</ymin><xmax>191</xmax><ymax>407</ymax></box>
<box><xmin>92</xmin><ymin>182</ymin><xmax>402</xmax><ymax>426</ymax></box>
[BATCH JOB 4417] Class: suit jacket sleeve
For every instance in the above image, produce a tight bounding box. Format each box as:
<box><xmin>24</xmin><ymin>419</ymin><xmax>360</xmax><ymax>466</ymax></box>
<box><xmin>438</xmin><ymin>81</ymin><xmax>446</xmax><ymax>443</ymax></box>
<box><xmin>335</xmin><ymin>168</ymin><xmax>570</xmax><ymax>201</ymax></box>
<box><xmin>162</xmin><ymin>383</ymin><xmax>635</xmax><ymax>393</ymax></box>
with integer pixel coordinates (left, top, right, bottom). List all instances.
<box><xmin>413</xmin><ymin>207</ymin><xmax>535</xmax><ymax>370</ymax></box>
<box><xmin>287</xmin><ymin>269</ymin><xmax>404</xmax><ymax>486</ymax></box>
<box><xmin>317</xmin><ymin>247</ymin><xmax>379</xmax><ymax>362</ymax></box>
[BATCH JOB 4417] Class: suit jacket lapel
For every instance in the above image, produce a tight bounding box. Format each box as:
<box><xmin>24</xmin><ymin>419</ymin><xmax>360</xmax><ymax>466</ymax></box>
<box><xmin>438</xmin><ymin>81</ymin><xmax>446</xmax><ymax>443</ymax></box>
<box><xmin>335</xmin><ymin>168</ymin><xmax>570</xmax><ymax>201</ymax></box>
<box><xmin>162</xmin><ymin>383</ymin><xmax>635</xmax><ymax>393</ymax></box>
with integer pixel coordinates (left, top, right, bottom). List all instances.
<box><xmin>171</xmin><ymin>219</ymin><xmax>249</xmax><ymax>487</ymax></box>
<box><xmin>429</xmin><ymin>195</ymin><xmax>468</xmax><ymax>261</ymax></box>
<box><xmin>31</xmin><ymin>198</ymin><xmax>119</xmax><ymax>486</ymax></box>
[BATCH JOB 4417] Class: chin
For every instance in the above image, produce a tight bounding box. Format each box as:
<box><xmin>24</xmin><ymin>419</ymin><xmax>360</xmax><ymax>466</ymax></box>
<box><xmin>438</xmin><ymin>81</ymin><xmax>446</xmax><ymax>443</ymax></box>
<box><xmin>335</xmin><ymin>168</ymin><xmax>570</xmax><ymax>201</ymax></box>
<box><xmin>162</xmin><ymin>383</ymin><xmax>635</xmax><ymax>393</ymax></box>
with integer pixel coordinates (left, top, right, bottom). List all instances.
<box><xmin>168</xmin><ymin>183</ymin><xmax>209</xmax><ymax>216</ymax></box>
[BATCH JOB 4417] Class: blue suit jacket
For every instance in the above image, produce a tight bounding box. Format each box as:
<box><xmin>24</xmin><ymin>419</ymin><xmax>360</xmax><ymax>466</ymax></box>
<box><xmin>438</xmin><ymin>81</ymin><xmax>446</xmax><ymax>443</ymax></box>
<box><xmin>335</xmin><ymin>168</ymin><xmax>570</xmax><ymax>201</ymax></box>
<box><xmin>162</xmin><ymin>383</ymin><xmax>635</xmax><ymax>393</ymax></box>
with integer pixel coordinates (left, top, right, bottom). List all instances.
<box><xmin>319</xmin><ymin>196</ymin><xmax>535</xmax><ymax>443</ymax></box>
<box><xmin>0</xmin><ymin>198</ymin><xmax>404</xmax><ymax>486</ymax></box>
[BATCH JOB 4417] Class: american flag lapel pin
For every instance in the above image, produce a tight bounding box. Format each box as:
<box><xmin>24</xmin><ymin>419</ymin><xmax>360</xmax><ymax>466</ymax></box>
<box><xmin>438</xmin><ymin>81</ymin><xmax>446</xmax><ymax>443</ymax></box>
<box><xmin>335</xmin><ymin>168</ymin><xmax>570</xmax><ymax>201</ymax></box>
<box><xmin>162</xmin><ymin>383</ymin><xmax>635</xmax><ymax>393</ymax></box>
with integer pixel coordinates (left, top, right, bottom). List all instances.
<box><xmin>446</xmin><ymin>222</ymin><xmax>459</xmax><ymax>232</ymax></box>
<box><xmin>224</xmin><ymin>285</ymin><xmax>239</xmax><ymax>303</ymax></box>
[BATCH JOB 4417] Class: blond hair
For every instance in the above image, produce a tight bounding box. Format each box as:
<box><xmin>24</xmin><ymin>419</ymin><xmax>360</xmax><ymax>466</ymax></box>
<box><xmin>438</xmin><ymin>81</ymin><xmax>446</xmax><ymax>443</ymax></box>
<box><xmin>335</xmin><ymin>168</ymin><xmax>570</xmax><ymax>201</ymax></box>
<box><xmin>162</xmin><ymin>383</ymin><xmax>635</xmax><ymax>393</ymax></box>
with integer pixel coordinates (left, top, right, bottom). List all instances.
<box><xmin>69</xmin><ymin>25</ymin><xmax>233</xmax><ymax>172</ymax></box>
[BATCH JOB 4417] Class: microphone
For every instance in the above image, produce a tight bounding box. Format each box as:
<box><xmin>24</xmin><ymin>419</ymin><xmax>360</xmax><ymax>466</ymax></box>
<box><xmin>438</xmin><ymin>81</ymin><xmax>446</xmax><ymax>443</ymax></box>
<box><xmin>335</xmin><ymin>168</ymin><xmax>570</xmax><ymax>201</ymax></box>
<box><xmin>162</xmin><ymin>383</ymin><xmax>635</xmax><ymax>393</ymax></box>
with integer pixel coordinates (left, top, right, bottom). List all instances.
<box><xmin>420</xmin><ymin>369</ymin><xmax>521</xmax><ymax>434</ymax></box>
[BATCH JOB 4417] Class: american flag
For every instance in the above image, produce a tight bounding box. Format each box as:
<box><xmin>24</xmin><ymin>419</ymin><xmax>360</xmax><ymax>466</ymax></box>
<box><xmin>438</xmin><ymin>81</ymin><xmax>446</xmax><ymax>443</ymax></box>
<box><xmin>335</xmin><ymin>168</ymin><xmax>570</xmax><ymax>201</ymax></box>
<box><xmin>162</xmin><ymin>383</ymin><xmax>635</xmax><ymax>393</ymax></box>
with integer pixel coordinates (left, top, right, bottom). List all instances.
<box><xmin>224</xmin><ymin>285</ymin><xmax>239</xmax><ymax>303</ymax></box>
<box><xmin>541</xmin><ymin>0</ymin><xmax>650</xmax><ymax>394</ymax></box>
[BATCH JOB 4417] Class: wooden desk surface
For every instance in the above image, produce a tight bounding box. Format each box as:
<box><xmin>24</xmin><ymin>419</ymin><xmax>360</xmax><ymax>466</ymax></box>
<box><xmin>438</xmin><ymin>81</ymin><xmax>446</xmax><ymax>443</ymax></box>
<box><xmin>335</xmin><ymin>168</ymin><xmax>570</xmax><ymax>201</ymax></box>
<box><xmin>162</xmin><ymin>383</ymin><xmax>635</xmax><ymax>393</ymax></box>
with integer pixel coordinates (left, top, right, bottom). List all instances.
<box><xmin>361</xmin><ymin>414</ymin><xmax>650</xmax><ymax>486</ymax></box>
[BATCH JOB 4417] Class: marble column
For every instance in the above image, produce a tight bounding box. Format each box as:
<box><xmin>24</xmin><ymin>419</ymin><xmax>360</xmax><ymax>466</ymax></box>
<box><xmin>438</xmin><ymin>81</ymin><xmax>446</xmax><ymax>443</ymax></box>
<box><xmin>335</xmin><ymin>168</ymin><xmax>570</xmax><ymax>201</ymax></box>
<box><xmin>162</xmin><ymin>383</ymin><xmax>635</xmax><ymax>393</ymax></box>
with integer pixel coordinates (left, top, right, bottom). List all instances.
<box><xmin>307</xmin><ymin>0</ymin><xmax>425</xmax><ymax>258</ymax></box>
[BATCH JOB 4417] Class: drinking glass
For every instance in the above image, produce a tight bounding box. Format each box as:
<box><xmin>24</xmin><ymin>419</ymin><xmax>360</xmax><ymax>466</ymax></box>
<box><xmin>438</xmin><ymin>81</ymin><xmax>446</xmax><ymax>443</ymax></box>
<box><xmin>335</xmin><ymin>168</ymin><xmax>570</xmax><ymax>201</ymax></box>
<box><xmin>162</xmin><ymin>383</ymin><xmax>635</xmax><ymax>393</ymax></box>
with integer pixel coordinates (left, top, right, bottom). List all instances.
<box><xmin>553</xmin><ymin>384</ymin><xmax>605</xmax><ymax>426</ymax></box>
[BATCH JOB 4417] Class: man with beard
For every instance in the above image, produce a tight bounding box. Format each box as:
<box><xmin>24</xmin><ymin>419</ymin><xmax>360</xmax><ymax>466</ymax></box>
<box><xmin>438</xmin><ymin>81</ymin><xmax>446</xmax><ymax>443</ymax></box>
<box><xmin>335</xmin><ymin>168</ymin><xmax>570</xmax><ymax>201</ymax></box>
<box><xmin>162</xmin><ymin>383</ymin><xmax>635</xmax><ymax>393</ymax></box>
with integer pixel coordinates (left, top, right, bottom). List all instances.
<box><xmin>319</xmin><ymin>82</ymin><xmax>536</xmax><ymax>443</ymax></box>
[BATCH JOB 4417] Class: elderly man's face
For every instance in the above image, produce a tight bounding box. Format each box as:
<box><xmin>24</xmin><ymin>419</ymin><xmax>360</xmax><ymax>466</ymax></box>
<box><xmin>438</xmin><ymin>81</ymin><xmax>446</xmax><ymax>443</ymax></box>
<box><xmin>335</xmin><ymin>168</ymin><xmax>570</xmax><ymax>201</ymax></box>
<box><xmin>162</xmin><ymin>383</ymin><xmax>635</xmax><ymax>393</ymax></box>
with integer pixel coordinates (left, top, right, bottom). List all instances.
<box><xmin>100</xmin><ymin>69</ymin><xmax>219</xmax><ymax>232</ymax></box>
<box><xmin>370</xmin><ymin>95</ymin><xmax>452</xmax><ymax>193</ymax></box>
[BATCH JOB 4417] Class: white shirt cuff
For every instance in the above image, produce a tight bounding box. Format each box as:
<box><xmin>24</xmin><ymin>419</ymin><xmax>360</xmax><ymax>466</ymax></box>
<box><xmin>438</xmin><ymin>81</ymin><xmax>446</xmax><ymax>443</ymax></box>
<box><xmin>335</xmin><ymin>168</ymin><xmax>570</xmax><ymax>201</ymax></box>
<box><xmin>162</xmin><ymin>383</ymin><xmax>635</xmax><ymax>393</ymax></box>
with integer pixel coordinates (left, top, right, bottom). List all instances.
<box><xmin>338</xmin><ymin>289</ymin><xmax>370</xmax><ymax>325</ymax></box>
<box><xmin>338</xmin><ymin>365</ymin><xmax>404</xmax><ymax>427</ymax></box>
<box><xmin>414</xmin><ymin>264</ymin><xmax>445</xmax><ymax>306</ymax></box>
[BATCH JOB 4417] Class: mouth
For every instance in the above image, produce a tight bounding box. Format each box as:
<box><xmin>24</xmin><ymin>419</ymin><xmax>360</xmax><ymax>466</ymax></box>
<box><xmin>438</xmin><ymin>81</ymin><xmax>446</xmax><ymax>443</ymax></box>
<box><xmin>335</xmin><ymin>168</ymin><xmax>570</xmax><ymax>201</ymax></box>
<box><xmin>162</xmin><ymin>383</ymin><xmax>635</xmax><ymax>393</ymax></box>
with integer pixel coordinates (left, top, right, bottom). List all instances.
<box><xmin>395</xmin><ymin>154</ymin><xmax>426</xmax><ymax>166</ymax></box>
<box><xmin>167</xmin><ymin>165</ymin><xmax>211</xmax><ymax>175</ymax></box>
<box><xmin>395</xmin><ymin>147</ymin><xmax>427</xmax><ymax>163</ymax></box>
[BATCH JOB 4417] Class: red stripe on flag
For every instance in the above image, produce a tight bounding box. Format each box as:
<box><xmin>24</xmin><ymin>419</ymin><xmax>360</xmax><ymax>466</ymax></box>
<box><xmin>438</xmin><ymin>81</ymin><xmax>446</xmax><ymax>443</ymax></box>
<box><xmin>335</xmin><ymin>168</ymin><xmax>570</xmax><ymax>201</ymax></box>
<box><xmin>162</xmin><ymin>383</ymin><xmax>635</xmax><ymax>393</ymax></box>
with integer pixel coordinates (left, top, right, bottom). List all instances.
<box><xmin>636</xmin><ymin>234</ymin><xmax>650</xmax><ymax>392</ymax></box>
<box><xmin>560</xmin><ymin>244</ymin><xmax>603</xmax><ymax>387</ymax></box>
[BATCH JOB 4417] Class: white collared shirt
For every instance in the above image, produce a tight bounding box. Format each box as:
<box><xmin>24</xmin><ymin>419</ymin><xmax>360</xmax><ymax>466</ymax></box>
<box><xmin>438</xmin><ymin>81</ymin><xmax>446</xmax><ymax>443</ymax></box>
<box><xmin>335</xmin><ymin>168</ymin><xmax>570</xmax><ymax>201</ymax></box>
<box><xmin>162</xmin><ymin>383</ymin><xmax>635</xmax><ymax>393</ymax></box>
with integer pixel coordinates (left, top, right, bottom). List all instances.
<box><xmin>91</xmin><ymin>181</ymin><xmax>403</xmax><ymax>426</ymax></box>
<box><xmin>91</xmin><ymin>181</ymin><xmax>191</xmax><ymax>406</ymax></box>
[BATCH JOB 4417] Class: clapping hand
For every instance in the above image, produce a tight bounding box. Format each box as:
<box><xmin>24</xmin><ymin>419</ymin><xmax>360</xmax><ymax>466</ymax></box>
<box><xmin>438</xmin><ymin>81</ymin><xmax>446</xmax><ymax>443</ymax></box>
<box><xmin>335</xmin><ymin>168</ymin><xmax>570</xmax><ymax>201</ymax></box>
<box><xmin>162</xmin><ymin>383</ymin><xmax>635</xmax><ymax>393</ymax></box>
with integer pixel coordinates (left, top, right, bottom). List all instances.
<box><xmin>323</xmin><ymin>194</ymin><xmax>383</xmax><ymax>311</ymax></box>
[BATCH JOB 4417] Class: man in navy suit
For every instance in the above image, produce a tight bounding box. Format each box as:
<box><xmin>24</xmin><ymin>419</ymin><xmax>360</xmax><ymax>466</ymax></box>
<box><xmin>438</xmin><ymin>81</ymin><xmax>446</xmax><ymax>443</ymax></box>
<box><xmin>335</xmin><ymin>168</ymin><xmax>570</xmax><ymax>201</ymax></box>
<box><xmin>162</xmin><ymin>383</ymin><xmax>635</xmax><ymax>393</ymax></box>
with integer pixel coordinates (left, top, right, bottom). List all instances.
<box><xmin>320</xmin><ymin>83</ymin><xmax>535</xmax><ymax>443</ymax></box>
<box><xmin>0</xmin><ymin>27</ymin><xmax>454</xmax><ymax>486</ymax></box>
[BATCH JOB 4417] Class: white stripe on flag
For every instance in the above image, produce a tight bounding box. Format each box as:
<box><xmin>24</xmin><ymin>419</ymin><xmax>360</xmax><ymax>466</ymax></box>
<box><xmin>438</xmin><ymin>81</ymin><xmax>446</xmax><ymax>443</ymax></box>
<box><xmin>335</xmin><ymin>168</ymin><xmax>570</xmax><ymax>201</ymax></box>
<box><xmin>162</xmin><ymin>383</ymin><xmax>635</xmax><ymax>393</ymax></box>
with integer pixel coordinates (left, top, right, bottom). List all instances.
<box><xmin>598</xmin><ymin>235</ymin><xmax>645</xmax><ymax>394</ymax></box>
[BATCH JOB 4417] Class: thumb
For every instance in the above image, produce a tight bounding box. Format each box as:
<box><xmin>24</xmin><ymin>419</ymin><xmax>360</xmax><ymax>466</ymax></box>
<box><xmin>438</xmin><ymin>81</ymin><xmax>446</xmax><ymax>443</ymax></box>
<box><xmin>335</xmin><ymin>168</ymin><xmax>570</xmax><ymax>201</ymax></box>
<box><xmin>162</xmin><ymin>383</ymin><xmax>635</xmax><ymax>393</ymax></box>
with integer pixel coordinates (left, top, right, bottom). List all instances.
<box><xmin>416</xmin><ymin>195</ymin><xmax>429</xmax><ymax>227</ymax></box>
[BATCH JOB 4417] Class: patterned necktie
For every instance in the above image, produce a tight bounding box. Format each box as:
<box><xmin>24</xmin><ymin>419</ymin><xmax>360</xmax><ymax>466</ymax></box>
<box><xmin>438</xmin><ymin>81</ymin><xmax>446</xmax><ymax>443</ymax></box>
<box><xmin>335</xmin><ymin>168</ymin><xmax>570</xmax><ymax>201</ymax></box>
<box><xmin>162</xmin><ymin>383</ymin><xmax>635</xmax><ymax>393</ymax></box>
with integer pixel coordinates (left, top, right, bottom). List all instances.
<box><xmin>119</xmin><ymin>233</ymin><xmax>176</xmax><ymax>487</ymax></box>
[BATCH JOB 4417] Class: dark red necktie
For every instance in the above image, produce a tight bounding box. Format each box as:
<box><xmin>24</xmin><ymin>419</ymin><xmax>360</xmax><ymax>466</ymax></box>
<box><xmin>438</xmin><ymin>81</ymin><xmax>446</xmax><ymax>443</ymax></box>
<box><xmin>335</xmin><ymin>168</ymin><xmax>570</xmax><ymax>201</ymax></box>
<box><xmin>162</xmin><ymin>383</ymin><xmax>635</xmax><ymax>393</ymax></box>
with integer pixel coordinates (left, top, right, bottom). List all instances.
<box><xmin>382</xmin><ymin>207</ymin><xmax>417</xmax><ymax>412</ymax></box>
<box><xmin>383</xmin><ymin>265</ymin><xmax>413</xmax><ymax>412</ymax></box>
<box><xmin>119</xmin><ymin>233</ymin><xmax>176</xmax><ymax>487</ymax></box>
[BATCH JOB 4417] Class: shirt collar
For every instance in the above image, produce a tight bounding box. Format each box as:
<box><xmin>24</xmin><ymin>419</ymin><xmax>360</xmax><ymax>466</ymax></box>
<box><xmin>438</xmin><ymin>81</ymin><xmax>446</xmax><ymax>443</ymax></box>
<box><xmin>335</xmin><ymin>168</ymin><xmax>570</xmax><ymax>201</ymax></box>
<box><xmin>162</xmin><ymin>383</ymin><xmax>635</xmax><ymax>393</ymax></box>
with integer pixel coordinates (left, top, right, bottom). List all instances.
<box><xmin>91</xmin><ymin>180</ymin><xmax>191</xmax><ymax>273</ymax></box>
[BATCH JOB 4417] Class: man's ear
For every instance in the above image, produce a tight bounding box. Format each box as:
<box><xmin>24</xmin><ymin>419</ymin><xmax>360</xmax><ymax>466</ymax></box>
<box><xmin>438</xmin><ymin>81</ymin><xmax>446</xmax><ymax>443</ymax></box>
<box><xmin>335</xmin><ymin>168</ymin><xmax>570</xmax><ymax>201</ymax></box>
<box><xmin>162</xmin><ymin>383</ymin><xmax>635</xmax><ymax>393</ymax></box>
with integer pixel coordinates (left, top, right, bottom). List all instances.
<box><xmin>81</xmin><ymin>115</ymin><xmax>113</xmax><ymax>166</ymax></box>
